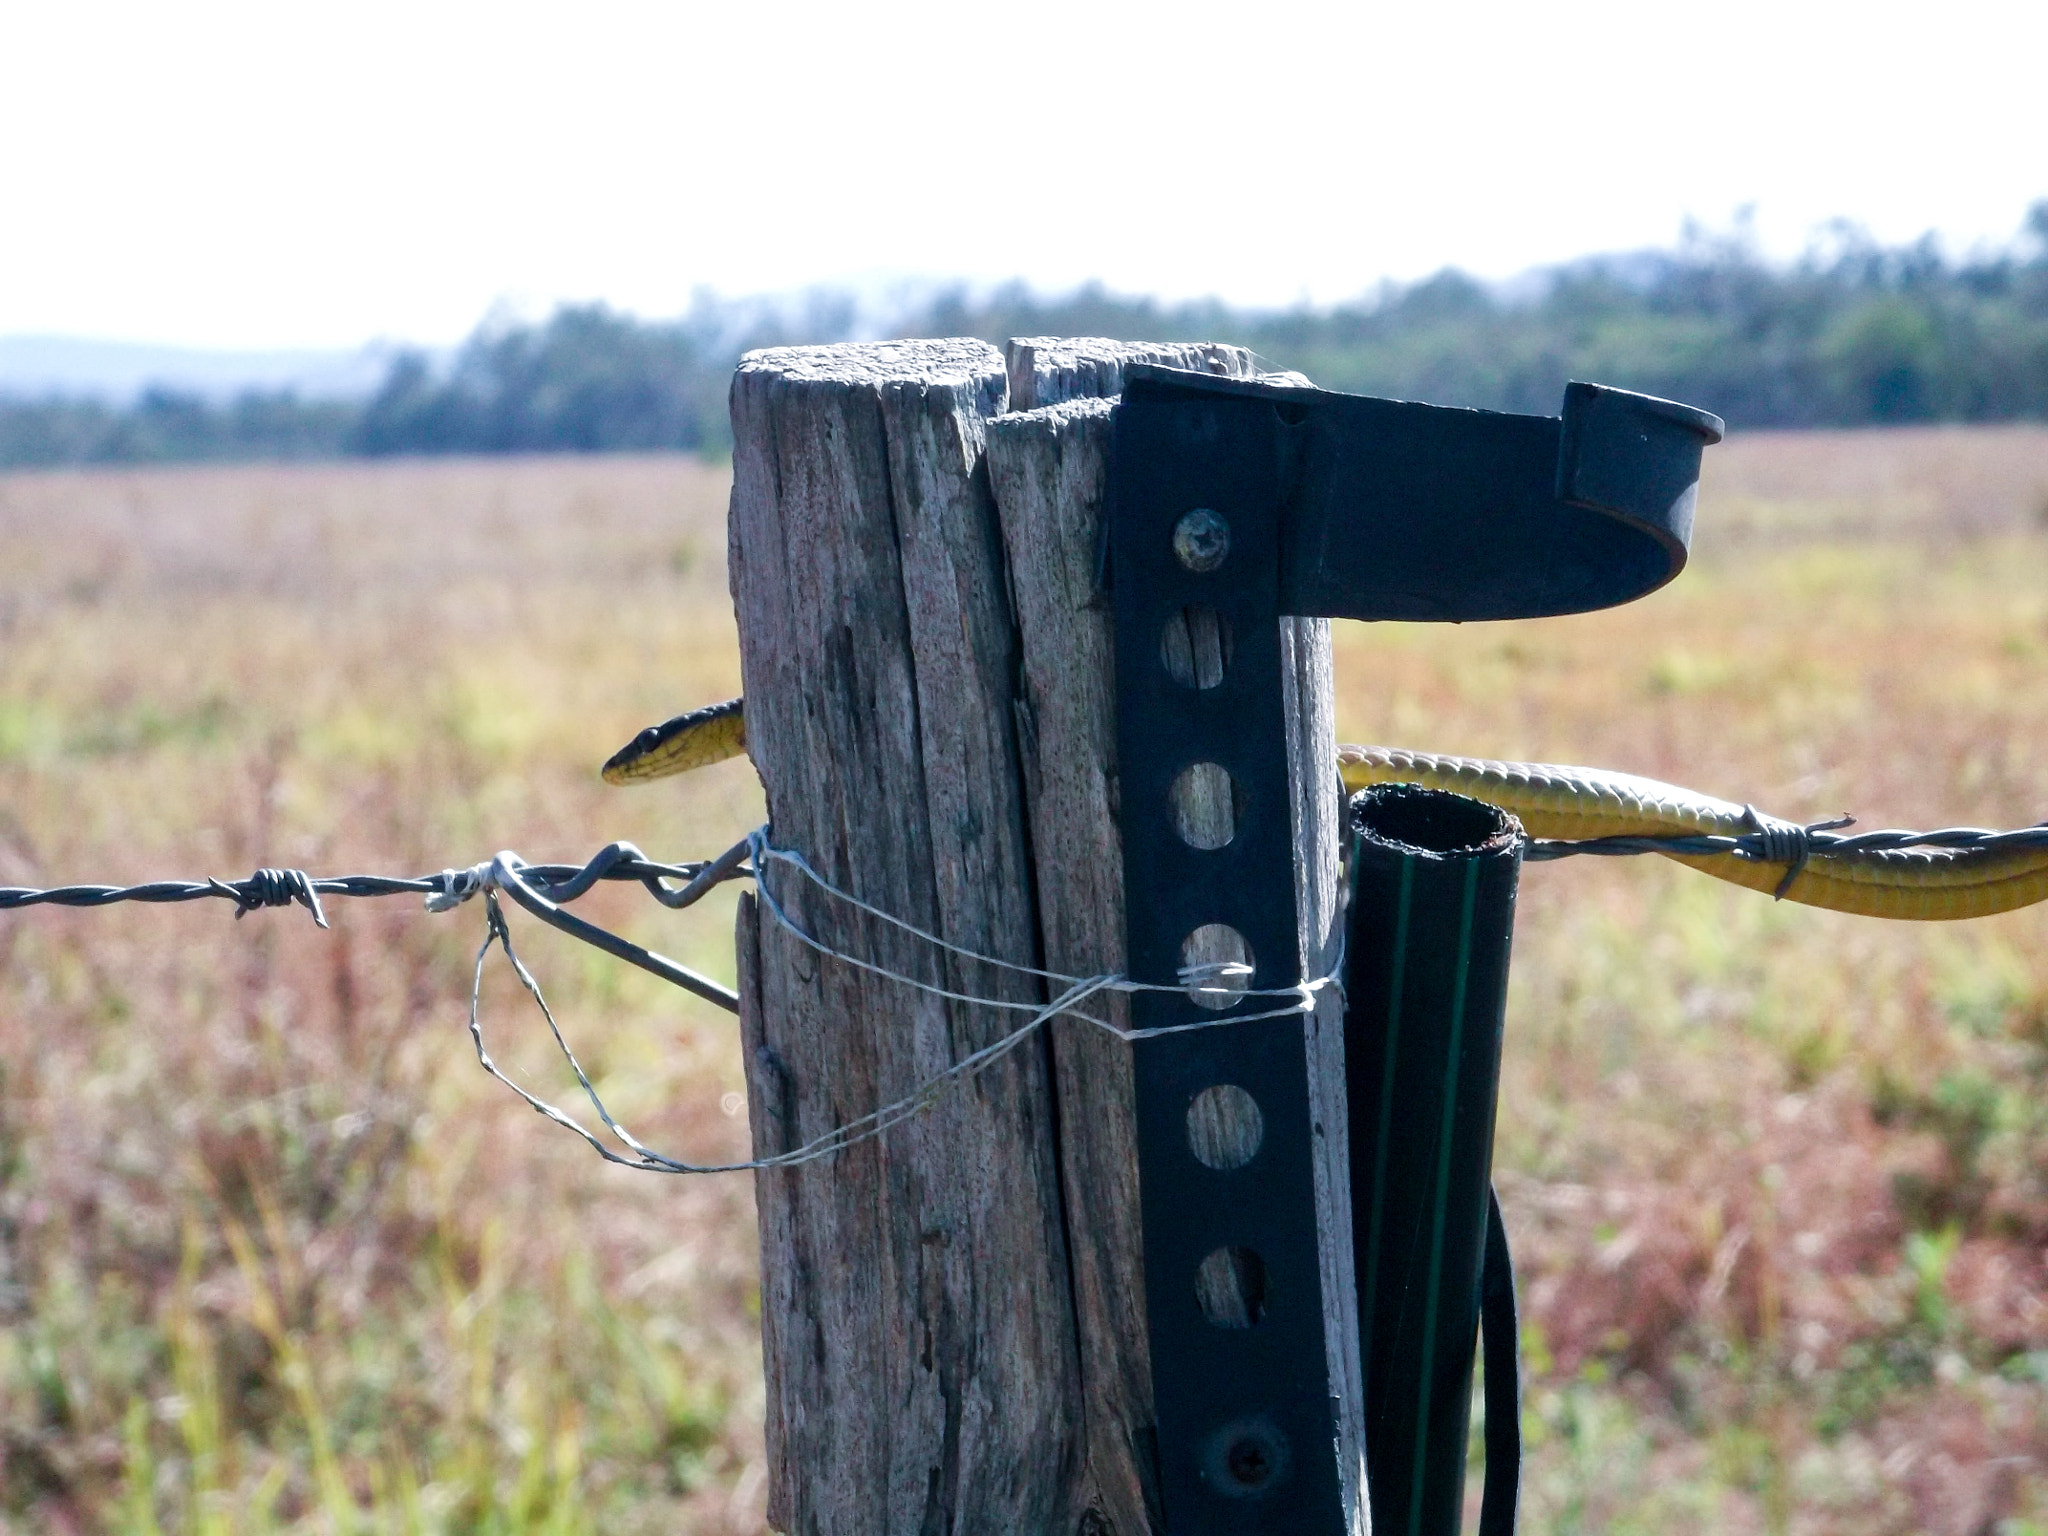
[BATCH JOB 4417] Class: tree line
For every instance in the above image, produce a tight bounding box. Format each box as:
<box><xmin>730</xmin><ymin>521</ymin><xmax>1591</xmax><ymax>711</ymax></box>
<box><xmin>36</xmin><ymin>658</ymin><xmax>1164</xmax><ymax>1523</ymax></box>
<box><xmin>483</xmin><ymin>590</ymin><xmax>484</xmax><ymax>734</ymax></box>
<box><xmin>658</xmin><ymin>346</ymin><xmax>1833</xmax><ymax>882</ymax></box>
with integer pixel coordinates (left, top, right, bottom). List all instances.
<box><xmin>5</xmin><ymin>205</ymin><xmax>2046</xmax><ymax>469</ymax></box>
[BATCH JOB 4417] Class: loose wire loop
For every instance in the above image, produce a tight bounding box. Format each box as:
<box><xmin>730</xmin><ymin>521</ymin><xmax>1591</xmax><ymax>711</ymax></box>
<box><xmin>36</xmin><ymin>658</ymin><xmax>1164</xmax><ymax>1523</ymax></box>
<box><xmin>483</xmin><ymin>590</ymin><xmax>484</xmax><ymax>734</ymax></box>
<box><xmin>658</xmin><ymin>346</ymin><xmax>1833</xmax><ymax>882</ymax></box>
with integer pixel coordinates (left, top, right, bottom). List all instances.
<box><xmin>469</xmin><ymin>829</ymin><xmax>1343</xmax><ymax>1177</ymax></box>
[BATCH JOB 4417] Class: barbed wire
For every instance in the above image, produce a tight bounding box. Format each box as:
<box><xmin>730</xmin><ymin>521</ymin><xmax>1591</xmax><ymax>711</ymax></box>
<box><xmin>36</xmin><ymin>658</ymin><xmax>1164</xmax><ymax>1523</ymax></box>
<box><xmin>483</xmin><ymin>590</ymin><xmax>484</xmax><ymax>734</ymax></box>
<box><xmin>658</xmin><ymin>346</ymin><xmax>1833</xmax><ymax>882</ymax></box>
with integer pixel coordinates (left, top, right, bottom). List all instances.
<box><xmin>13</xmin><ymin>814</ymin><xmax>2045</xmax><ymax>928</ymax></box>
<box><xmin>0</xmin><ymin>823</ymin><xmax>1342</xmax><ymax>1176</ymax></box>
<box><xmin>0</xmin><ymin>839</ymin><xmax>754</xmax><ymax>1010</ymax></box>
<box><xmin>1524</xmin><ymin>821</ymin><xmax>2048</xmax><ymax>861</ymax></box>
<box><xmin>1523</xmin><ymin>811</ymin><xmax>2048</xmax><ymax>899</ymax></box>
<box><xmin>9</xmin><ymin>811</ymin><xmax>2048</xmax><ymax>1174</ymax></box>
<box><xmin>13</xmin><ymin>815</ymin><xmax>2044</xmax><ymax>928</ymax></box>
<box><xmin>0</xmin><ymin>844</ymin><xmax>741</xmax><ymax>921</ymax></box>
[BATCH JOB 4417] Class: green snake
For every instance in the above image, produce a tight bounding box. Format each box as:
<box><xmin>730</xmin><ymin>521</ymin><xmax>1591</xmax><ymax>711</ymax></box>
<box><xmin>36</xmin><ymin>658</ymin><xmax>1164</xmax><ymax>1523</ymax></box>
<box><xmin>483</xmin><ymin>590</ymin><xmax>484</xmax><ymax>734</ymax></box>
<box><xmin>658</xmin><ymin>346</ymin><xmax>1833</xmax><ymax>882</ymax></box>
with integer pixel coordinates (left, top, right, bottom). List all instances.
<box><xmin>604</xmin><ymin>698</ymin><xmax>2048</xmax><ymax>921</ymax></box>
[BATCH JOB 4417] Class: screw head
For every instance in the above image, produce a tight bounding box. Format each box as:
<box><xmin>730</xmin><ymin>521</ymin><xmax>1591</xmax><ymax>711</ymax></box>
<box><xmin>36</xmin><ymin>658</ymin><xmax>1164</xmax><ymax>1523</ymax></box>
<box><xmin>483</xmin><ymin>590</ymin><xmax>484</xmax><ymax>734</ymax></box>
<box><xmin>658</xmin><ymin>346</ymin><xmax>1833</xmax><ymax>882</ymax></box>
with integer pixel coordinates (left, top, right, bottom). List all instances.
<box><xmin>1202</xmin><ymin>1417</ymin><xmax>1289</xmax><ymax>1497</ymax></box>
<box><xmin>1173</xmin><ymin>509</ymin><xmax>1230</xmax><ymax>573</ymax></box>
<box><xmin>1226</xmin><ymin>1436</ymin><xmax>1274</xmax><ymax>1488</ymax></box>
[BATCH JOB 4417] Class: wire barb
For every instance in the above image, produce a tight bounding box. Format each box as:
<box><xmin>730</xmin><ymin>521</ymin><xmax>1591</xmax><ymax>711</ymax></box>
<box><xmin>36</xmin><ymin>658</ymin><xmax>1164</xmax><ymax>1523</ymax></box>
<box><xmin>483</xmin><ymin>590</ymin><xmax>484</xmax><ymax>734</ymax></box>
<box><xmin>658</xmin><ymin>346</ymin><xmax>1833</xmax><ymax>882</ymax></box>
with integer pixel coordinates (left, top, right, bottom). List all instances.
<box><xmin>1737</xmin><ymin>805</ymin><xmax>1835</xmax><ymax>898</ymax></box>
<box><xmin>217</xmin><ymin>867</ymin><xmax>329</xmax><ymax>927</ymax></box>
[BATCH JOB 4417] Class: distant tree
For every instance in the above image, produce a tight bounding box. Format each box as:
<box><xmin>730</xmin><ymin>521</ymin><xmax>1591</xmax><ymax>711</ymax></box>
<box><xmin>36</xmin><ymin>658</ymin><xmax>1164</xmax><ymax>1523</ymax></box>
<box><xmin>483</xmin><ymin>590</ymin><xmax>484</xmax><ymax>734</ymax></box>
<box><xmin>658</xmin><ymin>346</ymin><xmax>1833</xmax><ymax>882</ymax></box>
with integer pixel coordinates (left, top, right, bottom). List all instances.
<box><xmin>0</xmin><ymin>399</ymin><xmax>105</xmax><ymax>466</ymax></box>
<box><xmin>350</xmin><ymin>352</ymin><xmax>460</xmax><ymax>456</ymax></box>
<box><xmin>349</xmin><ymin>306</ymin><xmax>731</xmax><ymax>457</ymax></box>
<box><xmin>460</xmin><ymin>305</ymin><xmax>705</xmax><ymax>452</ymax></box>
<box><xmin>1821</xmin><ymin>297</ymin><xmax>1942</xmax><ymax>421</ymax></box>
<box><xmin>12</xmin><ymin>205</ymin><xmax>2048</xmax><ymax>472</ymax></box>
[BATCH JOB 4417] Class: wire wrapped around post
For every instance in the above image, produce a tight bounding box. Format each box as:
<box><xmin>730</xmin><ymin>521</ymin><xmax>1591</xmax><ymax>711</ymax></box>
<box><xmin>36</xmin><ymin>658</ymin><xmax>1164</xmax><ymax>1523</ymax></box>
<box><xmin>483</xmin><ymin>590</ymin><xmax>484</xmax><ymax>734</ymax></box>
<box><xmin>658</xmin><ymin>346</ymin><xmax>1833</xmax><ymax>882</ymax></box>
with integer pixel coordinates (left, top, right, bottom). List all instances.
<box><xmin>1344</xmin><ymin>783</ymin><xmax>1523</xmax><ymax>1536</ymax></box>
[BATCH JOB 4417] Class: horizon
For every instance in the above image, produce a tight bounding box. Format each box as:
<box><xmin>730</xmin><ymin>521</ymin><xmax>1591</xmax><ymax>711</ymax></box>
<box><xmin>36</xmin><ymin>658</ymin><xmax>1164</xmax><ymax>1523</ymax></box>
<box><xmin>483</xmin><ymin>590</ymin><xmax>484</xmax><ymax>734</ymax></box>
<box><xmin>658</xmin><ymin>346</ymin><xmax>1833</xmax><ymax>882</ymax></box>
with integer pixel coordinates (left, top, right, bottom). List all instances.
<box><xmin>8</xmin><ymin>210</ymin><xmax>2046</xmax><ymax>404</ymax></box>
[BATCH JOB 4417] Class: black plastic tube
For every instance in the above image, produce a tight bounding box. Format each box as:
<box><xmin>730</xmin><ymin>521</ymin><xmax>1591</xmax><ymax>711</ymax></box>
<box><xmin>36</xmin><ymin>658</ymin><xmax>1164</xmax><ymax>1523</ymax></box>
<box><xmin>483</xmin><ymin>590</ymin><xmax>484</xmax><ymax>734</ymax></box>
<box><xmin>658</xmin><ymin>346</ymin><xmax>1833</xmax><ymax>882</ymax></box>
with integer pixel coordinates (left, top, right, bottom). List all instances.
<box><xmin>1344</xmin><ymin>783</ymin><xmax>1522</xmax><ymax>1536</ymax></box>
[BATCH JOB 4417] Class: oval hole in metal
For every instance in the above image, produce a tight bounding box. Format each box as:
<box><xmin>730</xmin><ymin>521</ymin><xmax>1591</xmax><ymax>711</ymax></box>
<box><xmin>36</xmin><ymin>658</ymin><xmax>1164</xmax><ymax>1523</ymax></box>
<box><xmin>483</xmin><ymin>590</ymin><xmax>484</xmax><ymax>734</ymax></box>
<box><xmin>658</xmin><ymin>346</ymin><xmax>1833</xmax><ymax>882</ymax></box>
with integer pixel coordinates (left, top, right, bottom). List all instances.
<box><xmin>1171</xmin><ymin>762</ymin><xmax>1239</xmax><ymax>849</ymax></box>
<box><xmin>1187</xmin><ymin>1084</ymin><xmax>1263</xmax><ymax>1170</ymax></box>
<box><xmin>1159</xmin><ymin>604</ymin><xmax>1232</xmax><ymax>689</ymax></box>
<box><xmin>1179</xmin><ymin>923</ymin><xmax>1252</xmax><ymax>1009</ymax></box>
<box><xmin>1196</xmin><ymin>1246</ymin><xmax>1268</xmax><ymax>1328</ymax></box>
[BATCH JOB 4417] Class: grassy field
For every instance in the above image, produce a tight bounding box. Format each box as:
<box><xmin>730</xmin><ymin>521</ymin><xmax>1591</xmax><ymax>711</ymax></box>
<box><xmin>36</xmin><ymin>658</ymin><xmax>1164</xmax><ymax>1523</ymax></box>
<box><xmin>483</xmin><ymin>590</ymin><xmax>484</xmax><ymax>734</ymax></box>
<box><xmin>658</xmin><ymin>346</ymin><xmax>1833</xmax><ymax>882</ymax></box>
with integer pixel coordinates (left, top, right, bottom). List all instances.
<box><xmin>0</xmin><ymin>424</ymin><xmax>2045</xmax><ymax>1533</ymax></box>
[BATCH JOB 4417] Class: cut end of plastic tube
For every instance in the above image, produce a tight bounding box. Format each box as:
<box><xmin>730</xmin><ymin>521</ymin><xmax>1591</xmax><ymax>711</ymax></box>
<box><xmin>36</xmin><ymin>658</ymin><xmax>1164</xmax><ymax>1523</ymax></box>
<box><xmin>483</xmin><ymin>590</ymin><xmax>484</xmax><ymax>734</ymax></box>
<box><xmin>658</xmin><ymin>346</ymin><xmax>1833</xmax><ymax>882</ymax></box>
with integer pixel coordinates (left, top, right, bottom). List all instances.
<box><xmin>1349</xmin><ymin>782</ymin><xmax>1522</xmax><ymax>861</ymax></box>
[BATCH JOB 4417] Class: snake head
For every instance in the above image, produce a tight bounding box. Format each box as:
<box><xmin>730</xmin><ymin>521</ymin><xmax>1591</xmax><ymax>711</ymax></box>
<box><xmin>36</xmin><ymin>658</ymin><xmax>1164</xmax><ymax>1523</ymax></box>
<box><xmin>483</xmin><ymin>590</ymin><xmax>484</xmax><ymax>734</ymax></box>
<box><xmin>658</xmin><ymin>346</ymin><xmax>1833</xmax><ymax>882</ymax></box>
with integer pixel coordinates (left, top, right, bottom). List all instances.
<box><xmin>601</xmin><ymin>696</ymin><xmax>747</xmax><ymax>785</ymax></box>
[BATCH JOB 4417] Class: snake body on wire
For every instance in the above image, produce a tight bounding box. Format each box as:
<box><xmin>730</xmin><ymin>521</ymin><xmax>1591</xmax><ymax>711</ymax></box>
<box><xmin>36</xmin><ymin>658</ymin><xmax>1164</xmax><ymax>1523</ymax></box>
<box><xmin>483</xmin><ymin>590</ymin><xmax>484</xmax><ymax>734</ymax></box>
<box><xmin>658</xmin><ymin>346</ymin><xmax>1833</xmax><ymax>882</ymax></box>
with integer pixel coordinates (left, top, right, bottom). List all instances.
<box><xmin>606</xmin><ymin>699</ymin><xmax>2048</xmax><ymax>922</ymax></box>
<box><xmin>1339</xmin><ymin>747</ymin><xmax>2048</xmax><ymax>921</ymax></box>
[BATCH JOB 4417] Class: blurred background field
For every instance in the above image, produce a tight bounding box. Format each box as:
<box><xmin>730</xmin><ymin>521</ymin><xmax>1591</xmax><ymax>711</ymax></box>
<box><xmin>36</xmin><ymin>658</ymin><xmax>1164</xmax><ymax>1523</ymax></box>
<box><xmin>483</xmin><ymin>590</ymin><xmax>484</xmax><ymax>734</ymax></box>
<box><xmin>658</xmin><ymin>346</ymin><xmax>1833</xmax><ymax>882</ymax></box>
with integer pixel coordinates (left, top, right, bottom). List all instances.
<box><xmin>1</xmin><ymin>423</ymin><xmax>2046</xmax><ymax>1533</ymax></box>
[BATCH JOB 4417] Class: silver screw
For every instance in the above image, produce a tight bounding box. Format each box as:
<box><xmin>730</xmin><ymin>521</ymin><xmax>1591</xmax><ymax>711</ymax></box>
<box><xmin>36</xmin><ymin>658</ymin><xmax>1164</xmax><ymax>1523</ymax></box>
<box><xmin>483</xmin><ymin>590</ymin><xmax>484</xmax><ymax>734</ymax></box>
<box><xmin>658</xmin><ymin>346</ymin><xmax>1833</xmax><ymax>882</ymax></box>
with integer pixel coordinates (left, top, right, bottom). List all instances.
<box><xmin>1173</xmin><ymin>508</ymin><xmax>1230</xmax><ymax>573</ymax></box>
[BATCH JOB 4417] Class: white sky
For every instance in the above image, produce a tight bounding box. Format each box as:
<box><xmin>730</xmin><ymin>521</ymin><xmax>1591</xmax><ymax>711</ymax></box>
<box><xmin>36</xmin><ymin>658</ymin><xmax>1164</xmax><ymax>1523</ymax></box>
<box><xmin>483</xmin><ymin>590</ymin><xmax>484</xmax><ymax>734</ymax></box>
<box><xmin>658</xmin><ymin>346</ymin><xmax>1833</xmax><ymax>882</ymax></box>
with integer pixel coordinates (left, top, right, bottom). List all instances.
<box><xmin>1</xmin><ymin>0</ymin><xmax>2043</xmax><ymax>350</ymax></box>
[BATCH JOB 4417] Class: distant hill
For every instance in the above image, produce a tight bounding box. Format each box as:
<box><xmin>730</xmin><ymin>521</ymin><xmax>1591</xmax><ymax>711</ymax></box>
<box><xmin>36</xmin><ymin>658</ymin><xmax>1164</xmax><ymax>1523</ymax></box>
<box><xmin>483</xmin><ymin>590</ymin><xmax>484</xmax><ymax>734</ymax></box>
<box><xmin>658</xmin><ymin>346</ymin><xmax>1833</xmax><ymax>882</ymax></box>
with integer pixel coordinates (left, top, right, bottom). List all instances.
<box><xmin>5</xmin><ymin>204</ymin><xmax>2045</xmax><ymax>469</ymax></box>
<box><xmin>0</xmin><ymin>336</ymin><xmax>400</xmax><ymax>403</ymax></box>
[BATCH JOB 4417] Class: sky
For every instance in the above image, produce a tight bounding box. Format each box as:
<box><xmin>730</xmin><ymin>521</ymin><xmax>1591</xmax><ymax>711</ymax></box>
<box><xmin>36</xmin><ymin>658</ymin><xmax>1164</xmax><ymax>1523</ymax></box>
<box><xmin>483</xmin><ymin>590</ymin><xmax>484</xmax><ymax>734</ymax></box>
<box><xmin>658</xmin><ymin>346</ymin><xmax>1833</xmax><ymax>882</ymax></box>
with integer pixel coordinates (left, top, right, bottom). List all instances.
<box><xmin>1</xmin><ymin>0</ymin><xmax>2044</xmax><ymax>352</ymax></box>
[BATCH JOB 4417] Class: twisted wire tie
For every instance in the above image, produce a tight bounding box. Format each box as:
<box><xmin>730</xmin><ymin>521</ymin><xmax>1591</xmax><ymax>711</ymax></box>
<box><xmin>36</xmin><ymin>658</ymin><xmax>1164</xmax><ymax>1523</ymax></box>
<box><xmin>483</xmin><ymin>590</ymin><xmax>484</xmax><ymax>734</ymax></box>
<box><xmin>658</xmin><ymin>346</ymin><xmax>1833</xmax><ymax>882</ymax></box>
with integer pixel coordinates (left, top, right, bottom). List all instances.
<box><xmin>425</xmin><ymin>863</ymin><xmax>494</xmax><ymax>913</ymax></box>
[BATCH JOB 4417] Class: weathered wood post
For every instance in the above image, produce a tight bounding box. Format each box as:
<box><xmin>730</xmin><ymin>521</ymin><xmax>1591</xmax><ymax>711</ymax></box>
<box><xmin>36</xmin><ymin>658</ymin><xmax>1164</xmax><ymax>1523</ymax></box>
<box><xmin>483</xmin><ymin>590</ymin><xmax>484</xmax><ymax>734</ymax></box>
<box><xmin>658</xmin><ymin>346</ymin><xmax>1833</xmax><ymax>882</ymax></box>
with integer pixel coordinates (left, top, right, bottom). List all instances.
<box><xmin>728</xmin><ymin>338</ymin><xmax>1360</xmax><ymax>1535</ymax></box>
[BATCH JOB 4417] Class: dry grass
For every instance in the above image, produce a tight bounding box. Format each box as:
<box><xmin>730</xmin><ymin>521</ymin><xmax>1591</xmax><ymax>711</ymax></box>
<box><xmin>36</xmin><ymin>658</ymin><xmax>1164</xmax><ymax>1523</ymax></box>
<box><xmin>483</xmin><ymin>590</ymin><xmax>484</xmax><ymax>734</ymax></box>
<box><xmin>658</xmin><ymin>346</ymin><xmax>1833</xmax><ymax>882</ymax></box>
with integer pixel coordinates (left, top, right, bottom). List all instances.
<box><xmin>0</xmin><ymin>457</ymin><xmax>767</xmax><ymax>1534</ymax></box>
<box><xmin>0</xmin><ymin>425</ymin><xmax>2045</xmax><ymax>1533</ymax></box>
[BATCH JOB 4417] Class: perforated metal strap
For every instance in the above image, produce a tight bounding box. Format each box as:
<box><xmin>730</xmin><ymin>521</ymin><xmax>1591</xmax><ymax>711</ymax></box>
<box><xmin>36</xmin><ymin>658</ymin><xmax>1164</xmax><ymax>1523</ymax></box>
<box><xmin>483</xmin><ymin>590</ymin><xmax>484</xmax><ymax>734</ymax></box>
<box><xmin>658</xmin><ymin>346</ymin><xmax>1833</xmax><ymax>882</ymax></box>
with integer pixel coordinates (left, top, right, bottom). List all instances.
<box><xmin>1109</xmin><ymin>385</ymin><xmax>1346</xmax><ymax>1533</ymax></box>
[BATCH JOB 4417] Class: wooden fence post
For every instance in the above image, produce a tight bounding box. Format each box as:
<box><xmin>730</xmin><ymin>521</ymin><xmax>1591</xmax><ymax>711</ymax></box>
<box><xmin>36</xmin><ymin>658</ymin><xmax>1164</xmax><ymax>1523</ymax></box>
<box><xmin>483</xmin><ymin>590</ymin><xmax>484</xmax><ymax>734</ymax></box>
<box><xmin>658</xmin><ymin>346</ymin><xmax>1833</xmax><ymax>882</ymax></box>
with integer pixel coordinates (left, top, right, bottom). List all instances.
<box><xmin>730</xmin><ymin>338</ymin><xmax>1359</xmax><ymax>1534</ymax></box>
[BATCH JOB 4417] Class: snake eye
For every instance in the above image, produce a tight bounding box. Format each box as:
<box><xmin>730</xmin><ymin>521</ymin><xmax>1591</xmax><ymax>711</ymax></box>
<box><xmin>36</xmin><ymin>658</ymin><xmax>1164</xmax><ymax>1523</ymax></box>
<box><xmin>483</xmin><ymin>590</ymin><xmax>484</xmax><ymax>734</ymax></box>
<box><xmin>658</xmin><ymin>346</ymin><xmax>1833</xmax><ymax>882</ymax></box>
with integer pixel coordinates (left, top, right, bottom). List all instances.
<box><xmin>639</xmin><ymin>728</ymin><xmax>661</xmax><ymax>747</ymax></box>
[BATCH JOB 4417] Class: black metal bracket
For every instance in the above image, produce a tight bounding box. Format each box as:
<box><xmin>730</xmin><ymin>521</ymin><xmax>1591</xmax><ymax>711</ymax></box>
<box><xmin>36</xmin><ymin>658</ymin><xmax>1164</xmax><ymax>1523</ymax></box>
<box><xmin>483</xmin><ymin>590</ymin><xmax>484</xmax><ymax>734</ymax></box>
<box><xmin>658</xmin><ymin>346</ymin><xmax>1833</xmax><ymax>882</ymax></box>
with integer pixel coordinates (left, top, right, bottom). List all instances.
<box><xmin>1111</xmin><ymin>381</ymin><xmax>1345</xmax><ymax>1533</ymax></box>
<box><xmin>1106</xmin><ymin>368</ymin><xmax>1720</xmax><ymax>1534</ymax></box>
